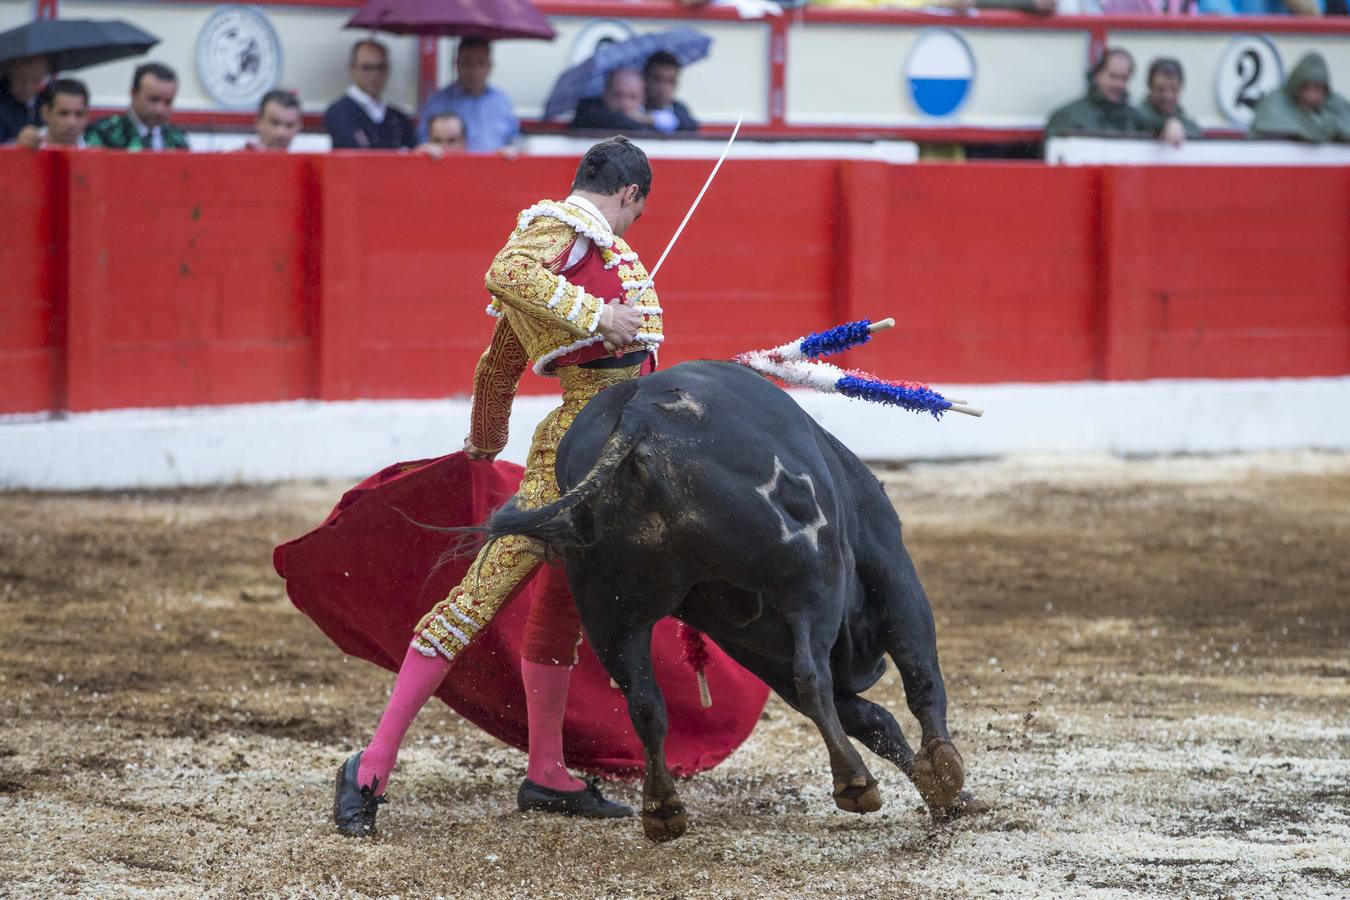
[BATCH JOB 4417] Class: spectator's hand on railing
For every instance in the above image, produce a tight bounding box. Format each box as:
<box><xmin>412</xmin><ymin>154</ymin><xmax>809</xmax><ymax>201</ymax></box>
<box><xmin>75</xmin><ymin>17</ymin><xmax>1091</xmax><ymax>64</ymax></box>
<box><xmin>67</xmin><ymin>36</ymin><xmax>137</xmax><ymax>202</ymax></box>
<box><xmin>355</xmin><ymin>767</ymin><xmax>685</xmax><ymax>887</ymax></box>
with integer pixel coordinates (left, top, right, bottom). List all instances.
<box><xmin>1160</xmin><ymin>118</ymin><xmax>1186</xmax><ymax>148</ymax></box>
<box><xmin>415</xmin><ymin>142</ymin><xmax>445</xmax><ymax>159</ymax></box>
<box><xmin>15</xmin><ymin>125</ymin><xmax>42</xmax><ymax>151</ymax></box>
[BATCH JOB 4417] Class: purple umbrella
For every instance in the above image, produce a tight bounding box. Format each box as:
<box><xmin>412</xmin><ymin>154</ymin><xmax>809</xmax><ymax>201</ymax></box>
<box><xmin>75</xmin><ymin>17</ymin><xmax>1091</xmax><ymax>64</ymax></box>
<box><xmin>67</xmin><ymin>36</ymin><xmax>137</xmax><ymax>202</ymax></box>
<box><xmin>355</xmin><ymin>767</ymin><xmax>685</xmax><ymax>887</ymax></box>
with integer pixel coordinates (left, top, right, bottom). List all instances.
<box><xmin>346</xmin><ymin>0</ymin><xmax>555</xmax><ymax>41</ymax></box>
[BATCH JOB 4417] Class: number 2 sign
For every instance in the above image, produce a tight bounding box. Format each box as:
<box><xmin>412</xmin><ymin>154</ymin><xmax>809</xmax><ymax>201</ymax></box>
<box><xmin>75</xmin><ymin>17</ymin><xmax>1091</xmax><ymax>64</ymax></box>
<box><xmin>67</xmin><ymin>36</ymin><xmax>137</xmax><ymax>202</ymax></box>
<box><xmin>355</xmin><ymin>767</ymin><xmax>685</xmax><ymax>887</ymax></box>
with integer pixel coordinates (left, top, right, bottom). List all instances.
<box><xmin>1215</xmin><ymin>36</ymin><xmax>1284</xmax><ymax>128</ymax></box>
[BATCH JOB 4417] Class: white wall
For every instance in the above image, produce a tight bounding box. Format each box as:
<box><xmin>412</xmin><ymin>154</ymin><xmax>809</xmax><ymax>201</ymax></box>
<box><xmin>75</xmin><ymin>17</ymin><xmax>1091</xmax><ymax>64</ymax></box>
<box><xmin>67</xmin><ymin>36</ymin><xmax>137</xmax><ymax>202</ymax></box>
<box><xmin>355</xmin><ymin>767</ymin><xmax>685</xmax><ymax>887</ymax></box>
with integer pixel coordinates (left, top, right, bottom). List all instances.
<box><xmin>4</xmin><ymin>378</ymin><xmax>1348</xmax><ymax>489</ymax></box>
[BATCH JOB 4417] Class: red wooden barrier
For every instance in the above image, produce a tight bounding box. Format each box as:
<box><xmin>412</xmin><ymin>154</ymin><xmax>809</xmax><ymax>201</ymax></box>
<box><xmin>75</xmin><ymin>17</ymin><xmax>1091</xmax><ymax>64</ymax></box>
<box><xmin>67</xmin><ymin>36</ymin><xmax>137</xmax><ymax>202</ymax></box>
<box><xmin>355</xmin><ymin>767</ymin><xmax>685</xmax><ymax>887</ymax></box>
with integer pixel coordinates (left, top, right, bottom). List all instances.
<box><xmin>0</xmin><ymin>151</ymin><xmax>63</xmax><ymax>414</ymax></box>
<box><xmin>1</xmin><ymin>150</ymin><xmax>1346</xmax><ymax>417</ymax></box>
<box><xmin>62</xmin><ymin>152</ymin><xmax>315</xmax><ymax>412</ymax></box>
<box><xmin>1102</xmin><ymin>166</ymin><xmax>1350</xmax><ymax>381</ymax></box>
<box><xmin>846</xmin><ymin>163</ymin><xmax>1104</xmax><ymax>383</ymax></box>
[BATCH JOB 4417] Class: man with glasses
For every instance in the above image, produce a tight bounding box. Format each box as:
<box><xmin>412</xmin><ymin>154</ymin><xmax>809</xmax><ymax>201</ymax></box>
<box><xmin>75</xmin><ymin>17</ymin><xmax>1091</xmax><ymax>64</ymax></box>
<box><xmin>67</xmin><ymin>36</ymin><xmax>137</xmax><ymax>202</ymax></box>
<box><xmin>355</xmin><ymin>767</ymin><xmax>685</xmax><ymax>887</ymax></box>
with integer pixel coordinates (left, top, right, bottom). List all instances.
<box><xmin>325</xmin><ymin>39</ymin><xmax>416</xmax><ymax>150</ymax></box>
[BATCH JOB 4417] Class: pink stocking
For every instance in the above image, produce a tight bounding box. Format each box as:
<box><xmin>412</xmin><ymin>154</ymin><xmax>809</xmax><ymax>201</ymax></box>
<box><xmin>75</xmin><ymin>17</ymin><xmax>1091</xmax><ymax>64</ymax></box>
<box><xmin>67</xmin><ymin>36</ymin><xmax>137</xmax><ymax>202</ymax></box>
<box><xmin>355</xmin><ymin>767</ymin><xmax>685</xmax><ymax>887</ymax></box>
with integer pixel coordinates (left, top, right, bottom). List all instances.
<box><xmin>357</xmin><ymin>646</ymin><xmax>451</xmax><ymax>795</ymax></box>
<box><xmin>522</xmin><ymin>659</ymin><xmax>585</xmax><ymax>791</ymax></box>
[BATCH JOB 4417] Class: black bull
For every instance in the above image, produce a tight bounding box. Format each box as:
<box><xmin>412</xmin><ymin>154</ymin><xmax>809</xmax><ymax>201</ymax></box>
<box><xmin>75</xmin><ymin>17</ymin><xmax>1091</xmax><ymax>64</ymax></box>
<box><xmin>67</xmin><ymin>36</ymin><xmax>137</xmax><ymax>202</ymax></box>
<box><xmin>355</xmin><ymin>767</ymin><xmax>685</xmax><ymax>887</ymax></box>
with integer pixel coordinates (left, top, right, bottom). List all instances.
<box><xmin>487</xmin><ymin>360</ymin><xmax>981</xmax><ymax>841</ymax></box>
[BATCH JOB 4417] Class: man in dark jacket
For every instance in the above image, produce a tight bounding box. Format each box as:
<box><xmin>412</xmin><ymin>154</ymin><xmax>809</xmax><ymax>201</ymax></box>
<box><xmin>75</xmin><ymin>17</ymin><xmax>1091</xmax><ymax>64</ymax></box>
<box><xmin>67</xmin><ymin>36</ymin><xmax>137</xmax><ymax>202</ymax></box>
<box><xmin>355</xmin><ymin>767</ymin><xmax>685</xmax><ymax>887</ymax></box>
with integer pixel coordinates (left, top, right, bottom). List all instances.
<box><xmin>1046</xmin><ymin>48</ymin><xmax>1192</xmax><ymax>145</ymax></box>
<box><xmin>571</xmin><ymin>68</ymin><xmax>648</xmax><ymax>133</ymax></box>
<box><xmin>1046</xmin><ymin>48</ymin><xmax>1149</xmax><ymax>138</ymax></box>
<box><xmin>643</xmin><ymin>51</ymin><xmax>698</xmax><ymax>133</ymax></box>
<box><xmin>1</xmin><ymin>54</ymin><xmax>51</xmax><ymax>144</ymax></box>
<box><xmin>1251</xmin><ymin>52</ymin><xmax>1350</xmax><ymax>144</ymax></box>
<box><xmin>85</xmin><ymin>62</ymin><xmax>189</xmax><ymax>151</ymax></box>
<box><xmin>1135</xmin><ymin>58</ymin><xmax>1202</xmax><ymax>145</ymax></box>
<box><xmin>325</xmin><ymin>39</ymin><xmax>416</xmax><ymax>150</ymax></box>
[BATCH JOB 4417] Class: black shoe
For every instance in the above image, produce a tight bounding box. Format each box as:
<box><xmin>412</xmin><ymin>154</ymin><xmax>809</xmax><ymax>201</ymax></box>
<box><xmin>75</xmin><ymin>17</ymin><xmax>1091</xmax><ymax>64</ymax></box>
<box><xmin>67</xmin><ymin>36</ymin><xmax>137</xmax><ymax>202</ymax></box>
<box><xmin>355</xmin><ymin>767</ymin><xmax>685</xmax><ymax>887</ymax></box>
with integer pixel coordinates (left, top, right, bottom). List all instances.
<box><xmin>517</xmin><ymin>777</ymin><xmax>634</xmax><ymax>818</ymax></box>
<box><xmin>334</xmin><ymin>751</ymin><xmax>387</xmax><ymax>837</ymax></box>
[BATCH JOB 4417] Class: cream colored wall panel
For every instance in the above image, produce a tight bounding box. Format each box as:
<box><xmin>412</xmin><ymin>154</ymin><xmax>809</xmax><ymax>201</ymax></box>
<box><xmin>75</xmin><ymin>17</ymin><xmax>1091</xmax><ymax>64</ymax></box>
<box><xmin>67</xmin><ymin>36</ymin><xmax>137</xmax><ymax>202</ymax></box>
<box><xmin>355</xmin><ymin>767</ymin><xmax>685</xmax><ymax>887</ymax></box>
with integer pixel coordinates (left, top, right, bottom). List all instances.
<box><xmin>60</xmin><ymin>1</ymin><xmax>419</xmax><ymax>112</ymax></box>
<box><xmin>481</xmin><ymin>17</ymin><xmax>767</xmax><ymax>123</ymax></box>
<box><xmin>961</xmin><ymin>30</ymin><xmax>1088</xmax><ymax>128</ymax></box>
<box><xmin>786</xmin><ymin>26</ymin><xmax>916</xmax><ymax>126</ymax></box>
<box><xmin>0</xmin><ymin>0</ymin><xmax>32</xmax><ymax>33</ymax></box>
<box><xmin>787</xmin><ymin>25</ymin><xmax>1087</xmax><ymax>128</ymax></box>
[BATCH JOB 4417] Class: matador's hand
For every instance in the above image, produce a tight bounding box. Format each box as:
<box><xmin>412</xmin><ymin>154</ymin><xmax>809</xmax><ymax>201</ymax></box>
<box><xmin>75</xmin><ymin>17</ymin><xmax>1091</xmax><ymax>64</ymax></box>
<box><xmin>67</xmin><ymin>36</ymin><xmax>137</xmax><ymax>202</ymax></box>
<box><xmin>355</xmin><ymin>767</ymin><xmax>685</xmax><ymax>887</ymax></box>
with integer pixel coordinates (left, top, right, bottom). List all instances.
<box><xmin>463</xmin><ymin>436</ymin><xmax>499</xmax><ymax>462</ymax></box>
<box><xmin>598</xmin><ymin>302</ymin><xmax>642</xmax><ymax>351</ymax></box>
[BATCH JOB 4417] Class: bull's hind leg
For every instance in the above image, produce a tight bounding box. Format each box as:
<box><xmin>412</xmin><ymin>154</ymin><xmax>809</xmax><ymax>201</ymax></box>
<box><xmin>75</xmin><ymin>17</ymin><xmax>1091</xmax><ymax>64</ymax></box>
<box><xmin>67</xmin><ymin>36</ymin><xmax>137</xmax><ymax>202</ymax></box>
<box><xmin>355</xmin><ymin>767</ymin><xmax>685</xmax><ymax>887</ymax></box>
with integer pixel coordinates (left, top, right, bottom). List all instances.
<box><xmin>784</xmin><ymin>611</ymin><xmax>881</xmax><ymax>815</ymax></box>
<box><xmin>883</xmin><ymin>554</ymin><xmax>985</xmax><ymax>817</ymax></box>
<box><xmin>583</xmin><ymin>616</ymin><xmax>687</xmax><ymax>842</ymax></box>
<box><xmin>835</xmin><ymin>694</ymin><xmax>917</xmax><ymax>778</ymax></box>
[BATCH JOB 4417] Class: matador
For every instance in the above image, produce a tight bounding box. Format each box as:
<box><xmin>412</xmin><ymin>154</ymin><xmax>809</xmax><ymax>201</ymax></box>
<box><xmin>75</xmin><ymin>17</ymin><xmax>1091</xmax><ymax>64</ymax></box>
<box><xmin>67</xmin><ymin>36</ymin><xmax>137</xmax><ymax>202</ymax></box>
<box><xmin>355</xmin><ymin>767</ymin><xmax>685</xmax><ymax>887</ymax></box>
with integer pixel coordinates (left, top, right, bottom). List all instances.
<box><xmin>334</xmin><ymin>137</ymin><xmax>662</xmax><ymax>835</ymax></box>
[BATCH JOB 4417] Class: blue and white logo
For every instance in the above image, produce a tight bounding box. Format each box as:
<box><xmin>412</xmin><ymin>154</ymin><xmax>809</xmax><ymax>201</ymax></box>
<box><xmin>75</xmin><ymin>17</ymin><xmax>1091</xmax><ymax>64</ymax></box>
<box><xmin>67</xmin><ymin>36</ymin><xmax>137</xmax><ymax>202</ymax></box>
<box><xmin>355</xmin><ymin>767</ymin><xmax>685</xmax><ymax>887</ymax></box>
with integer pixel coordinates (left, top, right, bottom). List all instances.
<box><xmin>906</xmin><ymin>29</ymin><xmax>975</xmax><ymax>119</ymax></box>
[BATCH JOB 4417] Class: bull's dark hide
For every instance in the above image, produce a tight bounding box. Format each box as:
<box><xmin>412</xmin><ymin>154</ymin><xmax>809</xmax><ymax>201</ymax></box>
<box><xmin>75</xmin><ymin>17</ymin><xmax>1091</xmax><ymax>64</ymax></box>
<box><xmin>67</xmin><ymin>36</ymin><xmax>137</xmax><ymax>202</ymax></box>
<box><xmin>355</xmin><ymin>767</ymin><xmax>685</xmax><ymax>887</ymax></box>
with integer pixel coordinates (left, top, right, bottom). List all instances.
<box><xmin>488</xmin><ymin>360</ymin><xmax>980</xmax><ymax>841</ymax></box>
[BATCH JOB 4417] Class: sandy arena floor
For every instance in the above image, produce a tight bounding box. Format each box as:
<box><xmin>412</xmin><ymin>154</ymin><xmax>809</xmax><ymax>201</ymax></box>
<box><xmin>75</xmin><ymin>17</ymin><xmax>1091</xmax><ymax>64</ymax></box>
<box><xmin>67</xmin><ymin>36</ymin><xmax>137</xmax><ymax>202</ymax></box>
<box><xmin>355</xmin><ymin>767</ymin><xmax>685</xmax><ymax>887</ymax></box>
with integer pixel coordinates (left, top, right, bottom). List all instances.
<box><xmin>1</xmin><ymin>453</ymin><xmax>1347</xmax><ymax>899</ymax></box>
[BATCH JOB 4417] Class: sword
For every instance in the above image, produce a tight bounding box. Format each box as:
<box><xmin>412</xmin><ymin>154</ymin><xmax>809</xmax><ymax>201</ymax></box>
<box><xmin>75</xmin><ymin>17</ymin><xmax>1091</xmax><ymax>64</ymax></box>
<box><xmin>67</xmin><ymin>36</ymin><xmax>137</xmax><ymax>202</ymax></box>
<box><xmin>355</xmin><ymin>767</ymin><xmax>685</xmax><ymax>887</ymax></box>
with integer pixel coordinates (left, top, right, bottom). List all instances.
<box><xmin>604</xmin><ymin>113</ymin><xmax>744</xmax><ymax>351</ymax></box>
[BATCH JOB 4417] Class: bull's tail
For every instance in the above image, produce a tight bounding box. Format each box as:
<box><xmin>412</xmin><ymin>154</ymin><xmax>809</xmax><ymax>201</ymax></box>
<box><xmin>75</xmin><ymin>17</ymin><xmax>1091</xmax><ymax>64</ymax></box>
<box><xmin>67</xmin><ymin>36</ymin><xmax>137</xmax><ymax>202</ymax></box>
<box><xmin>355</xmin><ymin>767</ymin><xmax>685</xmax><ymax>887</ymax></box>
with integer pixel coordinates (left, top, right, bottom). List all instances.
<box><xmin>486</xmin><ymin>412</ymin><xmax>641</xmax><ymax>553</ymax></box>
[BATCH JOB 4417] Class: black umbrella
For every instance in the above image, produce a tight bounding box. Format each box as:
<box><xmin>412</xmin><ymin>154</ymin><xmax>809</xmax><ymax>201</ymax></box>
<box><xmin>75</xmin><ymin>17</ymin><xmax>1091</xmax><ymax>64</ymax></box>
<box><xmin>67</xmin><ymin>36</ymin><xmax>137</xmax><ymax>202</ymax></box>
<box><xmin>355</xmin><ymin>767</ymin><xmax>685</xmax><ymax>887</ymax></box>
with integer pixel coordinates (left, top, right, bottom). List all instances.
<box><xmin>0</xmin><ymin>19</ymin><xmax>159</xmax><ymax>72</ymax></box>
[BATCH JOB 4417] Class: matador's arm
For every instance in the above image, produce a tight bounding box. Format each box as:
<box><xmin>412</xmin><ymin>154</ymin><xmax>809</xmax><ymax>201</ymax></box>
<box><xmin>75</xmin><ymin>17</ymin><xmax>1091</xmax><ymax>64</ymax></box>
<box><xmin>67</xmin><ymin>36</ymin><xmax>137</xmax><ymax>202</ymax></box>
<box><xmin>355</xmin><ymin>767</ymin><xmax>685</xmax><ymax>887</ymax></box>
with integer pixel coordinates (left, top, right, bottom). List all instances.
<box><xmin>485</xmin><ymin>218</ymin><xmax>606</xmax><ymax>339</ymax></box>
<box><xmin>466</xmin><ymin>317</ymin><xmax>528</xmax><ymax>458</ymax></box>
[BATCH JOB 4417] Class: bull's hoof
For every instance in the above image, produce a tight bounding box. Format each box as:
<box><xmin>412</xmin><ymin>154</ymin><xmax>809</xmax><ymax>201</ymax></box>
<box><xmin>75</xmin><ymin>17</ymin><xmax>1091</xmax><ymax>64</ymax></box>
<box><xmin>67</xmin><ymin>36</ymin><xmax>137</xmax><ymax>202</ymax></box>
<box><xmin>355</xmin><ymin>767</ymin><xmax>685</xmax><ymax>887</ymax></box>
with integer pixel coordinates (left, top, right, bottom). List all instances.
<box><xmin>833</xmin><ymin>778</ymin><xmax>882</xmax><ymax>814</ymax></box>
<box><xmin>641</xmin><ymin>798</ymin><xmax>688</xmax><ymax>843</ymax></box>
<box><xmin>911</xmin><ymin>739</ymin><xmax>965</xmax><ymax>811</ymax></box>
<box><xmin>930</xmin><ymin>790</ymin><xmax>990</xmax><ymax>822</ymax></box>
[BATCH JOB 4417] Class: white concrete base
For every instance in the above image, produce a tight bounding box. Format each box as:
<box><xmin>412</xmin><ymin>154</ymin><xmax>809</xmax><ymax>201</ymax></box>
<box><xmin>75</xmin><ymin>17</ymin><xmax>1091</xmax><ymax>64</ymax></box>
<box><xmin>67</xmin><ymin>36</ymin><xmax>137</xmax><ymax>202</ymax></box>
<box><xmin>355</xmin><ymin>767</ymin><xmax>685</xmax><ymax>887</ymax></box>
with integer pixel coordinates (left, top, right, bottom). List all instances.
<box><xmin>3</xmin><ymin>377</ymin><xmax>1348</xmax><ymax>490</ymax></box>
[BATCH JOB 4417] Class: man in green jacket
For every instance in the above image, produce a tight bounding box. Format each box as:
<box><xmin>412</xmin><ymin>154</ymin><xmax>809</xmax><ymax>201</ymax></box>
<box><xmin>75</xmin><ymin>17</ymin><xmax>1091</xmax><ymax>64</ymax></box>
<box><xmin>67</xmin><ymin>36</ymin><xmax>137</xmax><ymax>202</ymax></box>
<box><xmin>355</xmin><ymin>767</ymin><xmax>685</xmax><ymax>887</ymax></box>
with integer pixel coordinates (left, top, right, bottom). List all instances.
<box><xmin>86</xmin><ymin>62</ymin><xmax>189</xmax><ymax>151</ymax></box>
<box><xmin>1250</xmin><ymin>52</ymin><xmax>1350</xmax><ymax>144</ymax></box>
<box><xmin>1045</xmin><ymin>48</ymin><xmax>1194</xmax><ymax>147</ymax></box>
<box><xmin>1135</xmin><ymin>58</ymin><xmax>1203</xmax><ymax>145</ymax></box>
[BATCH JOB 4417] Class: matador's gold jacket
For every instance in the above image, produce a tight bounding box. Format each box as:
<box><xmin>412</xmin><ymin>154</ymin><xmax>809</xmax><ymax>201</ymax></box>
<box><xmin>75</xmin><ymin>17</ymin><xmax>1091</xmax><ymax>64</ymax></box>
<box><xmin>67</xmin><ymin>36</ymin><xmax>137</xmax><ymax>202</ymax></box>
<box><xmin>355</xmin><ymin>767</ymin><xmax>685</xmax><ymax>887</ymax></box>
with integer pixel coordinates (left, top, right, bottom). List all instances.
<box><xmin>469</xmin><ymin>196</ymin><xmax>664</xmax><ymax>455</ymax></box>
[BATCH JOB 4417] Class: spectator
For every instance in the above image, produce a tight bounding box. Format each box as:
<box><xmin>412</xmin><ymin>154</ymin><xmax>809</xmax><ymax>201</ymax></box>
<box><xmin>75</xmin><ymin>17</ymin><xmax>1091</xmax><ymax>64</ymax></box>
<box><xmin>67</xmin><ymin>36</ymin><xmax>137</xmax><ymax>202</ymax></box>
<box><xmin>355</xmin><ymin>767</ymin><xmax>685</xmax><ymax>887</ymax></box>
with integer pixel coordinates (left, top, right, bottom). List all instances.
<box><xmin>1135</xmin><ymin>58</ymin><xmax>1202</xmax><ymax>144</ymax></box>
<box><xmin>325</xmin><ymin>39</ymin><xmax>416</xmax><ymax>150</ymax></box>
<box><xmin>1</xmin><ymin>54</ymin><xmax>51</xmax><ymax>144</ymax></box>
<box><xmin>417</xmin><ymin>37</ymin><xmax>518</xmax><ymax>153</ymax></box>
<box><xmin>15</xmin><ymin>78</ymin><xmax>89</xmax><ymax>149</ymax></box>
<box><xmin>1250</xmin><ymin>52</ymin><xmax>1350</xmax><ymax>143</ymax></box>
<box><xmin>571</xmin><ymin>68</ymin><xmax>648</xmax><ymax>132</ymax></box>
<box><xmin>643</xmin><ymin>51</ymin><xmax>698</xmax><ymax>133</ymax></box>
<box><xmin>248</xmin><ymin>89</ymin><xmax>302</xmax><ymax>151</ymax></box>
<box><xmin>1044</xmin><ymin>47</ymin><xmax>1183</xmax><ymax>146</ymax></box>
<box><xmin>420</xmin><ymin>111</ymin><xmax>467</xmax><ymax>156</ymax></box>
<box><xmin>86</xmin><ymin>62</ymin><xmax>189</xmax><ymax>151</ymax></box>
<box><xmin>1046</xmin><ymin>49</ymin><xmax>1143</xmax><ymax>138</ymax></box>
<box><xmin>1193</xmin><ymin>0</ymin><xmax>1323</xmax><ymax>13</ymax></box>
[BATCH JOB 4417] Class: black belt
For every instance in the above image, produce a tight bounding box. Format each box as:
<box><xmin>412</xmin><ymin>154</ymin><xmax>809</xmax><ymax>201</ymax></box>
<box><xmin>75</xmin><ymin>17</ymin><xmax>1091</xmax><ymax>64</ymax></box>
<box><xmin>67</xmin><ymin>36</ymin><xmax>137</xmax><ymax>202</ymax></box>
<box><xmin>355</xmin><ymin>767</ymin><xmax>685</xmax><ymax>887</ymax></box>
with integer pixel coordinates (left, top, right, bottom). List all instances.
<box><xmin>578</xmin><ymin>349</ymin><xmax>650</xmax><ymax>370</ymax></box>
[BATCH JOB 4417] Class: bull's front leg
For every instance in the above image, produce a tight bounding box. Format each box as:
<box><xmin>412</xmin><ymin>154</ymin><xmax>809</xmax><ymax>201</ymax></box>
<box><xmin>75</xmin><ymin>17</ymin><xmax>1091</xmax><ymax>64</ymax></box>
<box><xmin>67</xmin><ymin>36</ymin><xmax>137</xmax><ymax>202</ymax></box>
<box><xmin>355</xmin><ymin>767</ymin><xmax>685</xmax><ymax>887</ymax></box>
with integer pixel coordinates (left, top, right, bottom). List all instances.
<box><xmin>588</xmin><ymin>620</ymin><xmax>687</xmax><ymax>842</ymax></box>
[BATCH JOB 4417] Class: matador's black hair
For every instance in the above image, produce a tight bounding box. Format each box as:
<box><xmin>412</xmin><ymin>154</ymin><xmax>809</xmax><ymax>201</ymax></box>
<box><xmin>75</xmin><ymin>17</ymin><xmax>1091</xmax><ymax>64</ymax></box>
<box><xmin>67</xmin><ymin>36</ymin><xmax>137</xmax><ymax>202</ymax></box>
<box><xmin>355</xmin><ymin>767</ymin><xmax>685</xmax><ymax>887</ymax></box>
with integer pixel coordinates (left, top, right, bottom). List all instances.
<box><xmin>571</xmin><ymin>136</ymin><xmax>653</xmax><ymax>199</ymax></box>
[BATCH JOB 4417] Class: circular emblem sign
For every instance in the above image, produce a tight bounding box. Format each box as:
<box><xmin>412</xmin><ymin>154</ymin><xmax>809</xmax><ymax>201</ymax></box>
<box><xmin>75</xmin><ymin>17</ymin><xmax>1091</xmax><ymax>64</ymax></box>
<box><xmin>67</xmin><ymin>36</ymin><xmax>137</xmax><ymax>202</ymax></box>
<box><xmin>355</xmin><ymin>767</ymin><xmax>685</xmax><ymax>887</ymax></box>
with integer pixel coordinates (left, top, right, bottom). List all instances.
<box><xmin>196</xmin><ymin>6</ymin><xmax>282</xmax><ymax>109</ymax></box>
<box><xmin>1215</xmin><ymin>35</ymin><xmax>1283</xmax><ymax>128</ymax></box>
<box><xmin>906</xmin><ymin>29</ymin><xmax>975</xmax><ymax>119</ymax></box>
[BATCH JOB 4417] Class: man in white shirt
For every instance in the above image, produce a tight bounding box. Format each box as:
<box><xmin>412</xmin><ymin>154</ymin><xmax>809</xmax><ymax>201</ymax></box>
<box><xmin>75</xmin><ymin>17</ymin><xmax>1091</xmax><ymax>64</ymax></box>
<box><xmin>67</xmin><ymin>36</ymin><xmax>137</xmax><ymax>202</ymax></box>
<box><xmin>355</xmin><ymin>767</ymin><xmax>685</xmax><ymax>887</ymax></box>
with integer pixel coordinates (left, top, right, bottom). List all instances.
<box><xmin>324</xmin><ymin>40</ymin><xmax>416</xmax><ymax>150</ymax></box>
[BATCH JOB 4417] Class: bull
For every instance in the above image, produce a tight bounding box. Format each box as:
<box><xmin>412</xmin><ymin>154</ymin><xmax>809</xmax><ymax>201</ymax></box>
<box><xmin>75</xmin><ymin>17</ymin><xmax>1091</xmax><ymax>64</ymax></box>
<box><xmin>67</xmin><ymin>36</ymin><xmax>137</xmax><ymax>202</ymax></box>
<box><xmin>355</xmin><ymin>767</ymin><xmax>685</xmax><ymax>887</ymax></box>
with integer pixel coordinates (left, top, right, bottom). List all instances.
<box><xmin>485</xmin><ymin>360</ymin><xmax>984</xmax><ymax>841</ymax></box>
